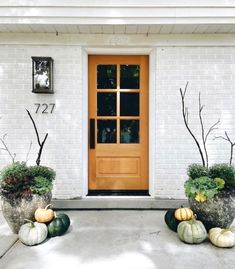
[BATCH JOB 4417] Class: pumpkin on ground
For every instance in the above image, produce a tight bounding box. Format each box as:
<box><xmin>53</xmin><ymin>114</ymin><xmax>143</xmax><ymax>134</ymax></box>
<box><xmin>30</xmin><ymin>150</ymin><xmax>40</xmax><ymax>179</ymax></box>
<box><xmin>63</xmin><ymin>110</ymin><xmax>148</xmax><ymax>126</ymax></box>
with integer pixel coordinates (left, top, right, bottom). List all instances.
<box><xmin>35</xmin><ymin>204</ymin><xmax>54</xmax><ymax>223</ymax></box>
<box><xmin>48</xmin><ymin>213</ymin><xmax>70</xmax><ymax>237</ymax></box>
<box><xmin>209</xmin><ymin>228</ymin><xmax>235</xmax><ymax>248</ymax></box>
<box><xmin>177</xmin><ymin>217</ymin><xmax>207</xmax><ymax>244</ymax></box>
<box><xmin>18</xmin><ymin>220</ymin><xmax>48</xmax><ymax>246</ymax></box>
<box><xmin>174</xmin><ymin>206</ymin><xmax>193</xmax><ymax>221</ymax></box>
<box><xmin>164</xmin><ymin>209</ymin><xmax>180</xmax><ymax>232</ymax></box>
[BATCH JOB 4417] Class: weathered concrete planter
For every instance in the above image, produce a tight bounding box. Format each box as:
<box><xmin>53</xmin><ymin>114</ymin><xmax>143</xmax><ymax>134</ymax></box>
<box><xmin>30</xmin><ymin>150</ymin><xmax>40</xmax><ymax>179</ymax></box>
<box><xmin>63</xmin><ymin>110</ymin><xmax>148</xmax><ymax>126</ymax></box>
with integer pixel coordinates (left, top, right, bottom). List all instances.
<box><xmin>1</xmin><ymin>192</ymin><xmax>52</xmax><ymax>234</ymax></box>
<box><xmin>189</xmin><ymin>188</ymin><xmax>235</xmax><ymax>230</ymax></box>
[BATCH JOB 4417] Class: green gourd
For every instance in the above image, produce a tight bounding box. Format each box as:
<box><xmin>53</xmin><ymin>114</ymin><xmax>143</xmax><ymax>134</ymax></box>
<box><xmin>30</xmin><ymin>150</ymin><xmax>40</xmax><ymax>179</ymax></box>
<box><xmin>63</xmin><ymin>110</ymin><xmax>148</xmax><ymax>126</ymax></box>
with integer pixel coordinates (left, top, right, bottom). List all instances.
<box><xmin>177</xmin><ymin>217</ymin><xmax>207</xmax><ymax>244</ymax></box>
<box><xmin>18</xmin><ymin>220</ymin><xmax>48</xmax><ymax>246</ymax></box>
<box><xmin>48</xmin><ymin>213</ymin><xmax>70</xmax><ymax>237</ymax></box>
<box><xmin>164</xmin><ymin>209</ymin><xmax>180</xmax><ymax>232</ymax></box>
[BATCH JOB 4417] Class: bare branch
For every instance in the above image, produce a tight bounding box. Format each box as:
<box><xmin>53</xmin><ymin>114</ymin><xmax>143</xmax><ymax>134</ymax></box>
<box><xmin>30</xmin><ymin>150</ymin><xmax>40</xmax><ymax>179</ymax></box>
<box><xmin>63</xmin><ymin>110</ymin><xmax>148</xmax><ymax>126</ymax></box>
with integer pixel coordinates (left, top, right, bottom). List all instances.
<box><xmin>214</xmin><ymin>135</ymin><xmax>228</xmax><ymax>142</ymax></box>
<box><xmin>0</xmin><ymin>134</ymin><xmax>16</xmax><ymax>163</ymax></box>
<box><xmin>205</xmin><ymin>120</ymin><xmax>220</xmax><ymax>142</ymax></box>
<box><xmin>36</xmin><ymin>134</ymin><xmax>48</xmax><ymax>166</ymax></box>
<box><xmin>25</xmin><ymin>141</ymin><xmax>32</xmax><ymax>163</ymax></box>
<box><xmin>214</xmin><ymin>131</ymin><xmax>235</xmax><ymax>165</ymax></box>
<box><xmin>180</xmin><ymin>82</ymin><xmax>205</xmax><ymax>166</ymax></box>
<box><xmin>198</xmin><ymin>92</ymin><xmax>208</xmax><ymax>167</ymax></box>
<box><xmin>26</xmin><ymin>109</ymin><xmax>48</xmax><ymax>166</ymax></box>
<box><xmin>26</xmin><ymin>109</ymin><xmax>41</xmax><ymax>146</ymax></box>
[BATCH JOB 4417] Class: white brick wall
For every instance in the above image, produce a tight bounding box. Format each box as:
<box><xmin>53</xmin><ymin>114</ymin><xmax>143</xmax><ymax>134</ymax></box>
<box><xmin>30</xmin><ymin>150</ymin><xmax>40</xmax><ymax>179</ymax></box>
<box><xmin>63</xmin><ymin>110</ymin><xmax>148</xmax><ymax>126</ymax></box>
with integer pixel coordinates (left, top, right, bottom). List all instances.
<box><xmin>0</xmin><ymin>45</ymin><xmax>83</xmax><ymax>199</ymax></box>
<box><xmin>155</xmin><ymin>47</ymin><xmax>235</xmax><ymax>198</ymax></box>
<box><xmin>0</xmin><ymin>38</ymin><xmax>235</xmax><ymax>199</ymax></box>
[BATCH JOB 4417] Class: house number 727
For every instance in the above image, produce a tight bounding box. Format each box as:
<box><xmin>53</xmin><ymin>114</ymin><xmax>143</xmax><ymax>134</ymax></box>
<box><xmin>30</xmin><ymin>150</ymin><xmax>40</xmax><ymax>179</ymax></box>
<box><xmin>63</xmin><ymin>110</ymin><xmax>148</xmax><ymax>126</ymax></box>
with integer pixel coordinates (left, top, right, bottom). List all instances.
<box><xmin>35</xmin><ymin>103</ymin><xmax>55</xmax><ymax>114</ymax></box>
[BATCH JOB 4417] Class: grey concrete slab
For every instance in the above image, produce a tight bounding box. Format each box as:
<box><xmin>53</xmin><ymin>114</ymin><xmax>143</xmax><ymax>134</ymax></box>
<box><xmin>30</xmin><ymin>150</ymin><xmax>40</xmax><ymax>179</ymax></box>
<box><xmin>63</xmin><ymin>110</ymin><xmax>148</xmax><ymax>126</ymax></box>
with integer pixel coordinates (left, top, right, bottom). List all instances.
<box><xmin>0</xmin><ymin>213</ymin><xmax>18</xmax><ymax>258</ymax></box>
<box><xmin>52</xmin><ymin>198</ymin><xmax>189</xmax><ymax>209</ymax></box>
<box><xmin>0</xmin><ymin>210</ymin><xmax>234</xmax><ymax>269</ymax></box>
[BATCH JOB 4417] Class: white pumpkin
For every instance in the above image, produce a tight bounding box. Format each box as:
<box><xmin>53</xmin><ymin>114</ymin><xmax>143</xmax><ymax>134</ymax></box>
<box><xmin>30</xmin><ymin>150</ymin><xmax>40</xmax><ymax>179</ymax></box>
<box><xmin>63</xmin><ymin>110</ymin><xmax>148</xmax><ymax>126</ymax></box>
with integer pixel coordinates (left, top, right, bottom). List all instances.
<box><xmin>209</xmin><ymin>228</ymin><xmax>235</xmax><ymax>248</ymax></box>
<box><xmin>18</xmin><ymin>220</ymin><xmax>48</xmax><ymax>246</ymax></box>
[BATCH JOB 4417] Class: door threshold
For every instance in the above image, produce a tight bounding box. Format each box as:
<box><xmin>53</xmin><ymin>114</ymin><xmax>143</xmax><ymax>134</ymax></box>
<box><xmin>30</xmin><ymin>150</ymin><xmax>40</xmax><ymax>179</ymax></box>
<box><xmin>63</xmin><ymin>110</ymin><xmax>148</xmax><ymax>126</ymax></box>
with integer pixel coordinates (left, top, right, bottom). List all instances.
<box><xmin>87</xmin><ymin>190</ymin><xmax>150</xmax><ymax>196</ymax></box>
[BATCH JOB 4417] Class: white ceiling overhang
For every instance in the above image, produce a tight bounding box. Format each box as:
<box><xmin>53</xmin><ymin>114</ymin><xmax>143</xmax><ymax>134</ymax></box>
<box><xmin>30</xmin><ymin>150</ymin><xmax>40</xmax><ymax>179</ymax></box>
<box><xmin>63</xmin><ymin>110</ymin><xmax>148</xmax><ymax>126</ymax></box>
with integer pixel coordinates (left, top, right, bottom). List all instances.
<box><xmin>0</xmin><ymin>0</ymin><xmax>235</xmax><ymax>34</ymax></box>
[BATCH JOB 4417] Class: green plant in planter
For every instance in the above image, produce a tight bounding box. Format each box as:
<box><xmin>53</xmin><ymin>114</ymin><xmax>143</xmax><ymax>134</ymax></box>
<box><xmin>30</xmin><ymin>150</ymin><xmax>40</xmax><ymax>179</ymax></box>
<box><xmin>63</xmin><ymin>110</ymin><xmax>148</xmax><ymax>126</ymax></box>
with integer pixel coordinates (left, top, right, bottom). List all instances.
<box><xmin>184</xmin><ymin>176</ymin><xmax>225</xmax><ymax>202</ymax></box>
<box><xmin>208</xmin><ymin>164</ymin><xmax>235</xmax><ymax>187</ymax></box>
<box><xmin>187</xmin><ymin>164</ymin><xmax>208</xmax><ymax>179</ymax></box>
<box><xmin>0</xmin><ymin>162</ymin><xmax>32</xmax><ymax>201</ymax></box>
<box><xmin>30</xmin><ymin>176</ymin><xmax>53</xmax><ymax>195</ymax></box>
<box><xmin>0</xmin><ymin>163</ymin><xmax>55</xmax><ymax>204</ymax></box>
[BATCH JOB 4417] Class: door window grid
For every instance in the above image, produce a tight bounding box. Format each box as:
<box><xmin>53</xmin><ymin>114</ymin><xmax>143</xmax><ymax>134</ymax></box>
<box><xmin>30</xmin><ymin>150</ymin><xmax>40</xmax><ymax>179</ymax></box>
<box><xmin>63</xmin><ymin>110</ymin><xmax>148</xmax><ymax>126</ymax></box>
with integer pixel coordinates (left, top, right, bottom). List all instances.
<box><xmin>96</xmin><ymin>64</ymin><xmax>140</xmax><ymax>144</ymax></box>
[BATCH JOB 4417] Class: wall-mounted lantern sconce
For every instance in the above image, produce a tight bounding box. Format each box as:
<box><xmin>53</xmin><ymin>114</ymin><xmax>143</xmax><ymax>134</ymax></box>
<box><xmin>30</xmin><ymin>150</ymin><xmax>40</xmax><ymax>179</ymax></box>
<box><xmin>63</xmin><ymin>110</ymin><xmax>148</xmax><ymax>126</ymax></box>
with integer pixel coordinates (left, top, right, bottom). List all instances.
<box><xmin>32</xmin><ymin>57</ymin><xmax>53</xmax><ymax>94</ymax></box>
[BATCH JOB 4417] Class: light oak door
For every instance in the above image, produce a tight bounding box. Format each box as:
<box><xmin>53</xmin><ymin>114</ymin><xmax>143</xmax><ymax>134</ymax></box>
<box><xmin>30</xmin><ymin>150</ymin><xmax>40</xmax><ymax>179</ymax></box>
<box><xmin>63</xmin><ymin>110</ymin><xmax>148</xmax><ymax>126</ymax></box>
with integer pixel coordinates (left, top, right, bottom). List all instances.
<box><xmin>88</xmin><ymin>55</ymin><xmax>149</xmax><ymax>191</ymax></box>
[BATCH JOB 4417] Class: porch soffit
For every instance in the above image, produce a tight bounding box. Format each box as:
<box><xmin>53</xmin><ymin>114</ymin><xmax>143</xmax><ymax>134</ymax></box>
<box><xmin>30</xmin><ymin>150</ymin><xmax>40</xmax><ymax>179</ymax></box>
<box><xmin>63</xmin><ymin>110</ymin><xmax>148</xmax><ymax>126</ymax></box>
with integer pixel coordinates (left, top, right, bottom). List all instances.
<box><xmin>0</xmin><ymin>1</ymin><xmax>235</xmax><ymax>34</ymax></box>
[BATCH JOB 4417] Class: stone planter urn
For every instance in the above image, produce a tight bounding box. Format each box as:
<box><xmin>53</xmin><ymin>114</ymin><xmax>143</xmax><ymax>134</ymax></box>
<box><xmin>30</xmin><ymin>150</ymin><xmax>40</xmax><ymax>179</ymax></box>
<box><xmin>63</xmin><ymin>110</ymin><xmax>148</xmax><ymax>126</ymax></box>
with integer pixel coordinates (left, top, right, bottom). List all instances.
<box><xmin>189</xmin><ymin>187</ymin><xmax>235</xmax><ymax>230</ymax></box>
<box><xmin>1</xmin><ymin>192</ymin><xmax>52</xmax><ymax>234</ymax></box>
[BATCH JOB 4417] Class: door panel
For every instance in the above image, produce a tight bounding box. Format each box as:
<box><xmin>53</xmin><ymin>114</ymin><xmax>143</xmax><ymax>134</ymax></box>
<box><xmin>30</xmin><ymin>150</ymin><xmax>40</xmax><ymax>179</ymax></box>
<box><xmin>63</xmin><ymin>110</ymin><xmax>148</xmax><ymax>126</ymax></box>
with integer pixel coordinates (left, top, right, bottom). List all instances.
<box><xmin>88</xmin><ymin>55</ymin><xmax>149</xmax><ymax>191</ymax></box>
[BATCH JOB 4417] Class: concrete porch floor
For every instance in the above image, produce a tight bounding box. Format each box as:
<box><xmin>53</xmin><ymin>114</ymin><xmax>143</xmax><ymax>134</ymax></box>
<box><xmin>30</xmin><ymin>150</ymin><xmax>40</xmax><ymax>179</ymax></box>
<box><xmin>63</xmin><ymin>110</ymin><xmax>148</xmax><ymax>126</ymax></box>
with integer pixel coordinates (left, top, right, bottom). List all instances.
<box><xmin>0</xmin><ymin>210</ymin><xmax>234</xmax><ymax>269</ymax></box>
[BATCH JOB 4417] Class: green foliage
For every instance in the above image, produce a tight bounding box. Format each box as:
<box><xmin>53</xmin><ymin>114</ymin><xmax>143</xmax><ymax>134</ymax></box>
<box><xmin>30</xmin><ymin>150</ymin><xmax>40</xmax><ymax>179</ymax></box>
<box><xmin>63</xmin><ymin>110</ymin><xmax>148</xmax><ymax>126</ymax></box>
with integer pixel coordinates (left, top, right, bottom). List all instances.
<box><xmin>31</xmin><ymin>176</ymin><xmax>53</xmax><ymax>195</ymax></box>
<box><xmin>187</xmin><ymin>164</ymin><xmax>208</xmax><ymax>179</ymax></box>
<box><xmin>0</xmin><ymin>163</ymin><xmax>55</xmax><ymax>201</ymax></box>
<box><xmin>0</xmin><ymin>162</ymin><xmax>28</xmax><ymax>182</ymax></box>
<box><xmin>0</xmin><ymin>162</ymin><xmax>32</xmax><ymax>200</ymax></box>
<box><xmin>184</xmin><ymin>176</ymin><xmax>225</xmax><ymax>201</ymax></box>
<box><xmin>28</xmin><ymin>165</ymin><xmax>56</xmax><ymax>182</ymax></box>
<box><xmin>208</xmin><ymin>164</ymin><xmax>235</xmax><ymax>187</ymax></box>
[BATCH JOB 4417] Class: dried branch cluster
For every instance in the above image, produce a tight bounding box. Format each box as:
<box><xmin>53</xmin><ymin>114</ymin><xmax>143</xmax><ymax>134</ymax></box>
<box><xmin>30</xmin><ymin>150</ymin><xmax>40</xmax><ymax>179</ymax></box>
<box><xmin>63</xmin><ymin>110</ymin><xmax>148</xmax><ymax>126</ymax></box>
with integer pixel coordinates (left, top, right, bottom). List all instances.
<box><xmin>26</xmin><ymin>109</ymin><xmax>48</xmax><ymax>166</ymax></box>
<box><xmin>214</xmin><ymin>132</ymin><xmax>235</xmax><ymax>165</ymax></box>
<box><xmin>0</xmin><ymin>110</ymin><xmax>48</xmax><ymax>166</ymax></box>
<box><xmin>180</xmin><ymin>82</ymin><xmax>220</xmax><ymax>168</ymax></box>
<box><xmin>0</xmin><ymin>134</ymin><xmax>16</xmax><ymax>163</ymax></box>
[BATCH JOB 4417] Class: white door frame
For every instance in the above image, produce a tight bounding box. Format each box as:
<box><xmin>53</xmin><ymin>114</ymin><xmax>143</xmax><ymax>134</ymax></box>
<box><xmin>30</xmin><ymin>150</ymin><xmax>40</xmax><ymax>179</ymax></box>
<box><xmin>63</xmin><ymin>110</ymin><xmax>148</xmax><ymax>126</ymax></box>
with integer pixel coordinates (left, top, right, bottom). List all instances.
<box><xmin>81</xmin><ymin>47</ymin><xmax>156</xmax><ymax>197</ymax></box>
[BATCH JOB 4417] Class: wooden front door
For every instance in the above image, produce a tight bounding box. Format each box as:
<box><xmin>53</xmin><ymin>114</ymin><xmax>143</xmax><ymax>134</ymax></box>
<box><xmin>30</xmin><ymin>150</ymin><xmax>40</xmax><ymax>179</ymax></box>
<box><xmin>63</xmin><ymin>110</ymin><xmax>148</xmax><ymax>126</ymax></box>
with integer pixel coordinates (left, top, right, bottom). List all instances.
<box><xmin>88</xmin><ymin>55</ymin><xmax>149</xmax><ymax>191</ymax></box>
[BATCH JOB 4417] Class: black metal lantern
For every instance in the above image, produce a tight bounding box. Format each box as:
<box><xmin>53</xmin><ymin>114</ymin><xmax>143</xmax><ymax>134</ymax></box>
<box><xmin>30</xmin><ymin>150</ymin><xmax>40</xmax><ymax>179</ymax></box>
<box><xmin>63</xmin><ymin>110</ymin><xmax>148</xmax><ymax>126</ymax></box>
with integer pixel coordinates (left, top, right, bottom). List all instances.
<box><xmin>32</xmin><ymin>57</ymin><xmax>53</xmax><ymax>93</ymax></box>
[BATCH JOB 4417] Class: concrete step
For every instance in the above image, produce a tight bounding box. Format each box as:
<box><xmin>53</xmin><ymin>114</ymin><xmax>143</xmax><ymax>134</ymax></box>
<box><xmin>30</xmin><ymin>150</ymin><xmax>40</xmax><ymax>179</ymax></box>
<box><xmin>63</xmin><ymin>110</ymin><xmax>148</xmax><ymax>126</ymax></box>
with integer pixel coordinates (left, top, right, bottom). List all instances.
<box><xmin>52</xmin><ymin>198</ymin><xmax>188</xmax><ymax>209</ymax></box>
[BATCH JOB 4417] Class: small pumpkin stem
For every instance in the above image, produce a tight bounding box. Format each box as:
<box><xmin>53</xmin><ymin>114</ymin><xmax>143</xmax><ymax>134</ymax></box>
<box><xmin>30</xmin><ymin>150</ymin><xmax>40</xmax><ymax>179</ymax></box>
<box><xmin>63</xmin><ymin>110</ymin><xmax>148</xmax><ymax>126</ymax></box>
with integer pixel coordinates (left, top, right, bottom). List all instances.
<box><xmin>191</xmin><ymin>214</ymin><xmax>197</xmax><ymax>222</ymax></box>
<box><xmin>221</xmin><ymin>228</ymin><xmax>231</xmax><ymax>234</ymax></box>
<box><xmin>223</xmin><ymin>225</ymin><xmax>235</xmax><ymax>234</ymax></box>
<box><xmin>45</xmin><ymin>204</ymin><xmax>53</xmax><ymax>210</ymax></box>
<box><xmin>24</xmin><ymin>219</ymin><xmax>35</xmax><ymax>227</ymax></box>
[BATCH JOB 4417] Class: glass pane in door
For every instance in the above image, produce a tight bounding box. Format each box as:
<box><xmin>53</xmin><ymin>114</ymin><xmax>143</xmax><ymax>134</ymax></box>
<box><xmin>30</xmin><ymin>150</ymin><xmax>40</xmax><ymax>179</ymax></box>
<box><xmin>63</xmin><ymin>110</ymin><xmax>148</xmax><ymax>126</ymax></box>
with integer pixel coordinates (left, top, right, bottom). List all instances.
<box><xmin>97</xmin><ymin>65</ymin><xmax>117</xmax><ymax>89</ymax></box>
<box><xmin>97</xmin><ymin>93</ymin><xmax>116</xmax><ymax>116</ymax></box>
<box><xmin>120</xmin><ymin>120</ymin><xmax>139</xmax><ymax>143</ymax></box>
<box><xmin>97</xmin><ymin>120</ymin><xmax>117</xmax><ymax>143</ymax></box>
<box><xmin>120</xmin><ymin>93</ymin><xmax>139</xmax><ymax>116</ymax></box>
<box><xmin>120</xmin><ymin>65</ymin><xmax>140</xmax><ymax>89</ymax></box>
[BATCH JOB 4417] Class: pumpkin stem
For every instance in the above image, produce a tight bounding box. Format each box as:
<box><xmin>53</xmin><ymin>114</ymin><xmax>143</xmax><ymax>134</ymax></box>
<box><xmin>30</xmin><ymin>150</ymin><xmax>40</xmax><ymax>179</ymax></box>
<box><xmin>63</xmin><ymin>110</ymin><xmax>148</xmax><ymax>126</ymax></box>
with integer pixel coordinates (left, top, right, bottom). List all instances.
<box><xmin>222</xmin><ymin>225</ymin><xmax>235</xmax><ymax>234</ymax></box>
<box><xmin>45</xmin><ymin>204</ymin><xmax>53</xmax><ymax>210</ymax></box>
<box><xmin>24</xmin><ymin>219</ymin><xmax>35</xmax><ymax>227</ymax></box>
<box><xmin>190</xmin><ymin>214</ymin><xmax>197</xmax><ymax>222</ymax></box>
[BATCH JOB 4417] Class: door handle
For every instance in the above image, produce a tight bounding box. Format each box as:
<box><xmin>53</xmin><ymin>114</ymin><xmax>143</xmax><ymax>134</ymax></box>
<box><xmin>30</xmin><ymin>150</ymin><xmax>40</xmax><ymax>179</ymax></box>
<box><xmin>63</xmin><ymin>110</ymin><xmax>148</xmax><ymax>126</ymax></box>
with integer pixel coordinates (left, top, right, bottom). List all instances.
<box><xmin>90</xmin><ymin>119</ymin><xmax>95</xmax><ymax>149</ymax></box>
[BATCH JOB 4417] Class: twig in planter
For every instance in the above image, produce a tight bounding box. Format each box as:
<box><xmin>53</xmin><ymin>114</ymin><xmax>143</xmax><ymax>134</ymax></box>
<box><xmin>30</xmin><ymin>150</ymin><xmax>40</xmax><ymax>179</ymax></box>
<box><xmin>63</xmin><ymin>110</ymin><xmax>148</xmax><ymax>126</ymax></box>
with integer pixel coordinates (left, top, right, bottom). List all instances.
<box><xmin>0</xmin><ymin>134</ymin><xmax>16</xmax><ymax>163</ymax></box>
<box><xmin>198</xmin><ymin>93</ymin><xmax>220</xmax><ymax>168</ymax></box>
<box><xmin>26</xmin><ymin>109</ymin><xmax>48</xmax><ymax>166</ymax></box>
<box><xmin>214</xmin><ymin>131</ymin><xmax>235</xmax><ymax>165</ymax></box>
<box><xmin>25</xmin><ymin>141</ymin><xmax>32</xmax><ymax>163</ymax></box>
<box><xmin>180</xmin><ymin>82</ymin><xmax>206</xmax><ymax>167</ymax></box>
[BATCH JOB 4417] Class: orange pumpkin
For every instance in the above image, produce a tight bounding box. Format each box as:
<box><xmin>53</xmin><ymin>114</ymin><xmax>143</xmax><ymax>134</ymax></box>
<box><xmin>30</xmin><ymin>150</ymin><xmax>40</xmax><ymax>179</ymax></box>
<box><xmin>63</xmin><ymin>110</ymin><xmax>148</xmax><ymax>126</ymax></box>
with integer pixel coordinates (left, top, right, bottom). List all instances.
<box><xmin>174</xmin><ymin>207</ymin><xmax>193</xmax><ymax>221</ymax></box>
<box><xmin>35</xmin><ymin>204</ymin><xmax>54</xmax><ymax>223</ymax></box>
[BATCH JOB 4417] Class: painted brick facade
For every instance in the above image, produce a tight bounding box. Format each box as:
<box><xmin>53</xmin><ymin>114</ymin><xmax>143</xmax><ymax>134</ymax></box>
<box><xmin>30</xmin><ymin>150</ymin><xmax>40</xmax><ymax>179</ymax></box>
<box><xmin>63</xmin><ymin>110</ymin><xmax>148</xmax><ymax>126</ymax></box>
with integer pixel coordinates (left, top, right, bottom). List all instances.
<box><xmin>0</xmin><ymin>40</ymin><xmax>235</xmax><ymax>199</ymax></box>
<box><xmin>0</xmin><ymin>45</ymin><xmax>83</xmax><ymax>199</ymax></box>
<box><xmin>155</xmin><ymin>47</ymin><xmax>235</xmax><ymax>198</ymax></box>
